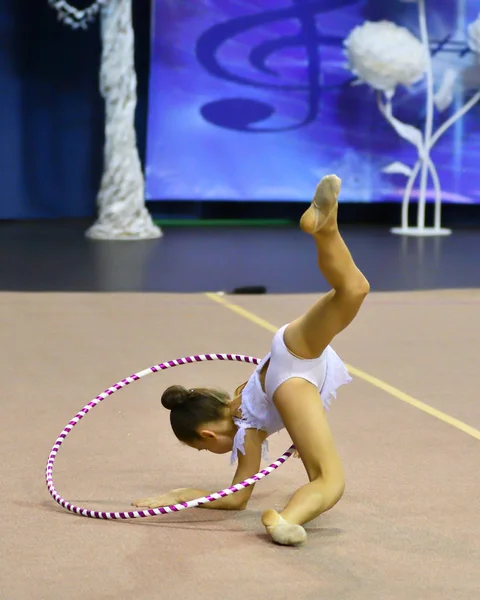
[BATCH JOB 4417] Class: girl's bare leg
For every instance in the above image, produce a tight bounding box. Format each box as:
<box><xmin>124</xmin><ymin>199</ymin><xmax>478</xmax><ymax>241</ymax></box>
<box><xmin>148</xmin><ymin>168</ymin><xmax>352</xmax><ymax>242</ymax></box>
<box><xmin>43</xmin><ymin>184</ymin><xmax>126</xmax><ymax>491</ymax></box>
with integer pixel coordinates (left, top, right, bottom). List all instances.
<box><xmin>261</xmin><ymin>175</ymin><xmax>369</xmax><ymax>546</ymax></box>
<box><xmin>284</xmin><ymin>174</ymin><xmax>370</xmax><ymax>359</ymax></box>
<box><xmin>262</xmin><ymin>380</ymin><xmax>344</xmax><ymax>546</ymax></box>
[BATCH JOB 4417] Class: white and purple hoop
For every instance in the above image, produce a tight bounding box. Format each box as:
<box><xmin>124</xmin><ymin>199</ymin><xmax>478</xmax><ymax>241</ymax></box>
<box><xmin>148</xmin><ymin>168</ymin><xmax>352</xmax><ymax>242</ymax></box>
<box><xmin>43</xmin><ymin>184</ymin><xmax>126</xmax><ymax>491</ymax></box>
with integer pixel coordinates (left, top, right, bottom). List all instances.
<box><xmin>45</xmin><ymin>353</ymin><xmax>295</xmax><ymax>520</ymax></box>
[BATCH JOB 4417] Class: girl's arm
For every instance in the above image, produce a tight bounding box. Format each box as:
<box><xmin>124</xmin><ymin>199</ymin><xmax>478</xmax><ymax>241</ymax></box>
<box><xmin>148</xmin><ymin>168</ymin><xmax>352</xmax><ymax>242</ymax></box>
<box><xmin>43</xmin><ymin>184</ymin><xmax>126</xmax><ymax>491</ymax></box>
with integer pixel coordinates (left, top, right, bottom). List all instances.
<box><xmin>132</xmin><ymin>429</ymin><xmax>267</xmax><ymax>511</ymax></box>
<box><xmin>180</xmin><ymin>428</ymin><xmax>268</xmax><ymax>510</ymax></box>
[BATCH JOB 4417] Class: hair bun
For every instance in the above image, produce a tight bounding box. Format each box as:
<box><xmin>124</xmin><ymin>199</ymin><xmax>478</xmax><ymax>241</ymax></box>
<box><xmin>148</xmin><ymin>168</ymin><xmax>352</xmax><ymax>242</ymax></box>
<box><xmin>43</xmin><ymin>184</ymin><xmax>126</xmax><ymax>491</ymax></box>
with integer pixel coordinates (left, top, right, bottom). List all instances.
<box><xmin>161</xmin><ymin>385</ymin><xmax>190</xmax><ymax>410</ymax></box>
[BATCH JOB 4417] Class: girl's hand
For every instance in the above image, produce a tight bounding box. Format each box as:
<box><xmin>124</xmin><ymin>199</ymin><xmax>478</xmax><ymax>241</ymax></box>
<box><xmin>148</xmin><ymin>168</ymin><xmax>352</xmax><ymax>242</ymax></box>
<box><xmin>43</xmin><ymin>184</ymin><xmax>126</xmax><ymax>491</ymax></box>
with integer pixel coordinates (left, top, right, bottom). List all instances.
<box><xmin>131</xmin><ymin>488</ymin><xmax>188</xmax><ymax>508</ymax></box>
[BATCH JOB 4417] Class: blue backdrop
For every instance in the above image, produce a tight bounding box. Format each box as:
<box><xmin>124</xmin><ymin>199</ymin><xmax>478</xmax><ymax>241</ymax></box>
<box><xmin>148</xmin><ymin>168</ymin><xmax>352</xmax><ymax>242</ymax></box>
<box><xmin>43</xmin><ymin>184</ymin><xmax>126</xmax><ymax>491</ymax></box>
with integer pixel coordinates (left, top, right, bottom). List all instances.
<box><xmin>146</xmin><ymin>0</ymin><xmax>480</xmax><ymax>203</ymax></box>
<box><xmin>0</xmin><ymin>0</ymin><xmax>150</xmax><ymax>220</ymax></box>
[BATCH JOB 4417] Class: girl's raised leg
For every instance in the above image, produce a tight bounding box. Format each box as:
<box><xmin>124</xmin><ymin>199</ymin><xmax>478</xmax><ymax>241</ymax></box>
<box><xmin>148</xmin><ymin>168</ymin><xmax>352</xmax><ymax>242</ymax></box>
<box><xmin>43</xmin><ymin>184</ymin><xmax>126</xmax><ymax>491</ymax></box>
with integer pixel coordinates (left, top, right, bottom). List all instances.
<box><xmin>284</xmin><ymin>174</ymin><xmax>370</xmax><ymax>360</ymax></box>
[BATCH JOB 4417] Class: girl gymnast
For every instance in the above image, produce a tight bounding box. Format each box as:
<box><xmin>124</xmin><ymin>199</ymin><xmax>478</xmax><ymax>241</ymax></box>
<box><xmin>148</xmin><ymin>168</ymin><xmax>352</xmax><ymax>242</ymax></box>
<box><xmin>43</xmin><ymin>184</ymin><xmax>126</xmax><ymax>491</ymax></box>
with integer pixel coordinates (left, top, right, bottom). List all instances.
<box><xmin>132</xmin><ymin>174</ymin><xmax>370</xmax><ymax>546</ymax></box>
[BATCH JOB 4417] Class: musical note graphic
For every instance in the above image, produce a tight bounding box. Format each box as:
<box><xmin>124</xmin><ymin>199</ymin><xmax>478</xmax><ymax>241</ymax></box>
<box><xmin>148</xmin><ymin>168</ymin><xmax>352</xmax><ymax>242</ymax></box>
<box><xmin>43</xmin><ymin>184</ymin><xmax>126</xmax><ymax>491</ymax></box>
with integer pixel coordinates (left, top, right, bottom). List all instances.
<box><xmin>195</xmin><ymin>0</ymin><xmax>473</xmax><ymax>133</ymax></box>
<box><xmin>196</xmin><ymin>0</ymin><xmax>358</xmax><ymax>132</ymax></box>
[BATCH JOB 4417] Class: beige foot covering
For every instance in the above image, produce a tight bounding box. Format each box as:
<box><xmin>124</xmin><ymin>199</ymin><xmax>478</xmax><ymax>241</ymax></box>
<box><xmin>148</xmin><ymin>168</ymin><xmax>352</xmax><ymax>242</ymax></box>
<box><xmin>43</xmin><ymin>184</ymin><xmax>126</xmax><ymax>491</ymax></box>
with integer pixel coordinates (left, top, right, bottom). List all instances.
<box><xmin>300</xmin><ymin>174</ymin><xmax>341</xmax><ymax>234</ymax></box>
<box><xmin>263</xmin><ymin>510</ymin><xmax>307</xmax><ymax>546</ymax></box>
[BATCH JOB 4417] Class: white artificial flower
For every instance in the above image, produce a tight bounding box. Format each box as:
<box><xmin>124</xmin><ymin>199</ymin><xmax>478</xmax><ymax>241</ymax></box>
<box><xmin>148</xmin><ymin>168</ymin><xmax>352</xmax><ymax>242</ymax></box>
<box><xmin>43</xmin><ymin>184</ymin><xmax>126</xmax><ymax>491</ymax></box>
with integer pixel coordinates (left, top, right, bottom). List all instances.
<box><xmin>344</xmin><ymin>20</ymin><xmax>427</xmax><ymax>93</ymax></box>
<box><xmin>468</xmin><ymin>14</ymin><xmax>480</xmax><ymax>54</ymax></box>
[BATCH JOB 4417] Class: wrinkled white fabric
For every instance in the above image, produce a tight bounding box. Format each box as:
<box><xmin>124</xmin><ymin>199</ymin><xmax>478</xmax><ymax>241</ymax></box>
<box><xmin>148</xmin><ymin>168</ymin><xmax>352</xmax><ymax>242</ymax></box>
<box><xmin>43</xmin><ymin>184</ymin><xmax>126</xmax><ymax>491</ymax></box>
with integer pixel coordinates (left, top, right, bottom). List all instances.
<box><xmin>231</xmin><ymin>325</ymin><xmax>352</xmax><ymax>464</ymax></box>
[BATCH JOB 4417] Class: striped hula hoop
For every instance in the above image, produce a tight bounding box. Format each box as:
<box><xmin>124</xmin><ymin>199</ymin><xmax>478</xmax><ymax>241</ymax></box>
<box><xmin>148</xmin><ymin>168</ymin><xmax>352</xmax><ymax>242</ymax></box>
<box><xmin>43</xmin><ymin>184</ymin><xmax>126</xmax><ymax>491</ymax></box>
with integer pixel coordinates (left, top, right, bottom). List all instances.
<box><xmin>45</xmin><ymin>353</ymin><xmax>295</xmax><ymax>519</ymax></box>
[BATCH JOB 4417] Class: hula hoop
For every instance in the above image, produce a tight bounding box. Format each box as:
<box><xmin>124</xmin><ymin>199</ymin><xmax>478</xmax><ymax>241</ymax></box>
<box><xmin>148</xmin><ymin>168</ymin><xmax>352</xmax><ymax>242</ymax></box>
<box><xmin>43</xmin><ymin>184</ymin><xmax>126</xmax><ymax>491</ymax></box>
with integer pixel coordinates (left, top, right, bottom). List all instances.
<box><xmin>45</xmin><ymin>353</ymin><xmax>295</xmax><ymax>520</ymax></box>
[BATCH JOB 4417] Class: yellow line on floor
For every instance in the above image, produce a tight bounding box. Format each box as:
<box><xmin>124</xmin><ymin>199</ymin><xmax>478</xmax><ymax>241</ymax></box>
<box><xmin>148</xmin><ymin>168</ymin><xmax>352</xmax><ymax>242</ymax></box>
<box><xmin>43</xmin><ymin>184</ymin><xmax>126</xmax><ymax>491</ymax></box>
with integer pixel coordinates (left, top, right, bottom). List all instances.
<box><xmin>205</xmin><ymin>292</ymin><xmax>480</xmax><ymax>441</ymax></box>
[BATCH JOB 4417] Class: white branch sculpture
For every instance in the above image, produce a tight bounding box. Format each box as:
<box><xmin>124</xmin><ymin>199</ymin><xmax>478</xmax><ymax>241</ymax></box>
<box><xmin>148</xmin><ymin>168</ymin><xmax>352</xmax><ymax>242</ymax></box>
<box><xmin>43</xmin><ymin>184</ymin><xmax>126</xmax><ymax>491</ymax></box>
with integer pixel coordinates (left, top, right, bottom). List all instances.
<box><xmin>344</xmin><ymin>2</ymin><xmax>480</xmax><ymax>237</ymax></box>
<box><xmin>49</xmin><ymin>0</ymin><xmax>162</xmax><ymax>240</ymax></box>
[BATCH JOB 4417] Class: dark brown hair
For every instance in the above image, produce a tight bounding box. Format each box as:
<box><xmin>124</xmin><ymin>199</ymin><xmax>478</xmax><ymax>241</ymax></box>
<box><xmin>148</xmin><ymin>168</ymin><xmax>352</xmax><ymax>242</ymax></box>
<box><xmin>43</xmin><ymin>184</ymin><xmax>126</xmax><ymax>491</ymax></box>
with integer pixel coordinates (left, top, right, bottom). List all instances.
<box><xmin>161</xmin><ymin>385</ymin><xmax>230</xmax><ymax>443</ymax></box>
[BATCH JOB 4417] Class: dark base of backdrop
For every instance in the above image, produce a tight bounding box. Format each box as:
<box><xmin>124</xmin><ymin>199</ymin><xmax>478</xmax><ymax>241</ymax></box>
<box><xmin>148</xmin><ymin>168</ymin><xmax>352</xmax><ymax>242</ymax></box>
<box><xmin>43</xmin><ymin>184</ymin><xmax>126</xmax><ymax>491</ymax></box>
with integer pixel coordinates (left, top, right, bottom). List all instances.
<box><xmin>146</xmin><ymin>201</ymin><xmax>480</xmax><ymax>228</ymax></box>
<box><xmin>2</xmin><ymin>201</ymin><xmax>480</xmax><ymax>228</ymax></box>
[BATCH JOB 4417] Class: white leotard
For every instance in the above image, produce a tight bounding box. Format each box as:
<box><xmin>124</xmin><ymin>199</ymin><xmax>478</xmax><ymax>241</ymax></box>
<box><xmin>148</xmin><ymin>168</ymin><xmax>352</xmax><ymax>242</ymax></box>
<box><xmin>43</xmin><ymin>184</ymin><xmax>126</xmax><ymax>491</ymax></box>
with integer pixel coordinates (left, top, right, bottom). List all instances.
<box><xmin>231</xmin><ymin>324</ymin><xmax>351</xmax><ymax>464</ymax></box>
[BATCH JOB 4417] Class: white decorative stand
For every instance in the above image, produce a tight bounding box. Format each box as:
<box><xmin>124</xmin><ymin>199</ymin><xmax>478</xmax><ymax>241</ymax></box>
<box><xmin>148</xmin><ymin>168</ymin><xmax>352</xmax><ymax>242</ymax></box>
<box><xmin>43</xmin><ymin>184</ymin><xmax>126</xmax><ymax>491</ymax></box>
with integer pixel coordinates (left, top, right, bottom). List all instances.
<box><xmin>390</xmin><ymin>0</ymin><xmax>451</xmax><ymax>237</ymax></box>
<box><xmin>391</xmin><ymin>227</ymin><xmax>451</xmax><ymax>236</ymax></box>
<box><xmin>344</xmin><ymin>2</ymin><xmax>480</xmax><ymax>237</ymax></box>
<box><xmin>49</xmin><ymin>0</ymin><xmax>162</xmax><ymax>241</ymax></box>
